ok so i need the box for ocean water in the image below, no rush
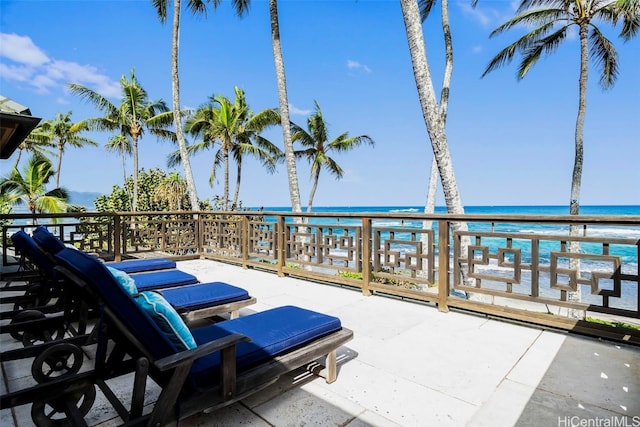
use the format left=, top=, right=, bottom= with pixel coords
left=254, top=205, right=640, bottom=310
left=255, top=205, right=640, bottom=263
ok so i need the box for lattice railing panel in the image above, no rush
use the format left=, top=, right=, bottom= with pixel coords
left=248, top=220, right=276, bottom=260
left=373, top=227, right=435, bottom=285
left=201, top=218, right=242, bottom=258
left=285, top=223, right=361, bottom=272
left=453, top=231, right=639, bottom=317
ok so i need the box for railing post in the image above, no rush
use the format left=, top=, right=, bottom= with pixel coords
left=277, top=215, right=285, bottom=277
left=242, top=216, right=249, bottom=268
left=113, top=213, right=122, bottom=262
left=196, top=212, right=203, bottom=259
left=362, top=217, right=372, bottom=296
left=437, top=219, right=450, bottom=312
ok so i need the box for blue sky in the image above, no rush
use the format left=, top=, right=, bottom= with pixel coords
left=1, top=0, right=638, bottom=208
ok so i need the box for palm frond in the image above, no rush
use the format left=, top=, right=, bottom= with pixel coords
left=517, top=0, right=567, bottom=14
left=152, top=0, right=168, bottom=22
left=490, top=8, right=566, bottom=37
left=67, top=83, right=119, bottom=117
left=613, top=0, right=640, bottom=40
left=589, top=26, right=619, bottom=88
left=518, top=26, right=569, bottom=78
left=186, top=0, right=209, bottom=16
left=417, top=0, right=437, bottom=22
left=231, top=0, right=251, bottom=17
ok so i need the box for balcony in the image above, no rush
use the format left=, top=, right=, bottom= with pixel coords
left=1, top=210, right=639, bottom=425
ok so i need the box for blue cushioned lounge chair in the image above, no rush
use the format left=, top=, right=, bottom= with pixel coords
left=9, top=230, right=256, bottom=323
left=0, top=247, right=353, bottom=426
left=31, top=226, right=199, bottom=291
left=32, top=226, right=177, bottom=273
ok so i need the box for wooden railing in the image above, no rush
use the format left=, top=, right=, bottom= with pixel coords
left=2, top=210, right=639, bottom=343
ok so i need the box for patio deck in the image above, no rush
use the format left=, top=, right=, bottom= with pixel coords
left=2, top=258, right=639, bottom=427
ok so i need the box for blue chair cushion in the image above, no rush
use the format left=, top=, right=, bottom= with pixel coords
left=106, top=266, right=138, bottom=295
left=188, top=305, right=342, bottom=387
left=11, top=230, right=58, bottom=277
left=54, top=248, right=179, bottom=359
left=159, top=282, right=250, bottom=310
left=107, top=258, right=177, bottom=273
left=135, top=291, right=197, bottom=351
left=32, top=226, right=66, bottom=254
left=131, top=270, right=198, bottom=291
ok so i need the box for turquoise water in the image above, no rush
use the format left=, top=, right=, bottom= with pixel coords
left=256, top=204, right=640, bottom=216
left=253, top=205, right=639, bottom=310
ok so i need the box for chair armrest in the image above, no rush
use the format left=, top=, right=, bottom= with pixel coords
left=154, top=333, right=250, bottom=371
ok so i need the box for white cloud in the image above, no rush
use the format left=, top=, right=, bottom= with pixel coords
left=0, top=32, right=119, bottom=98
left=347, top=60, right=372, bottom=73
left=458, top=2, right=494, bottom=28
left=0, top=63, right=34, bottom=83
left=0, top=33, right=49, bottom=66
left=289, top=103, right=312, bottom=116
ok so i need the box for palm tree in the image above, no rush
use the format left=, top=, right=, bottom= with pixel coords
left=292, top=101, right=375, bottom=212
left=105, top=133, right=133, bottom=188
left=482, top=0, right=638, bottom=314
left=68, top=69, right=173, bottom=211
left=418, top=0, right=455, bottom=224
left=12, top=126, right=56, bottom=170
left=152, top=0, right=210, bottom=213
left=270, top=0, right=302, bottom=213
left=399, top=0, right=466, bottom=218
left=154, top=171, right=187, bottom=210
left=0, top=153, right=69, bottom=219
left=37, top=111, right=98, bottom=188
left=483, top=0, right=638, bottom=217
left=178, top=87, right=281, bottom=210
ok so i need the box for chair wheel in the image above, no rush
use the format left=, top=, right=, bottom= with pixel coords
left=32, top=343, right=84, bottom=383
left=22, top=323, right=66, bottom=347
left=13, top=284, right=53, bottom=311
left=31, top=381, right=96, bottom=427
left=9, top=309, right=45, bottom=341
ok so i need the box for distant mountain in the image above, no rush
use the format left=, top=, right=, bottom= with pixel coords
left=68, top=191, right=103, bottom=210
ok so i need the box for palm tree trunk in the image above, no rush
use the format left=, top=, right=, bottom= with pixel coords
left=307, top=168, right=321, bottom=213
left=171, top=0, right=200, bottom=212
left=133, top=137, right=139, bottom=212
left=223, top=147, right=230, bottom=210
left=401, top=0, right=472, bottom=291
left=13, top=149, right=22, bottom=170
left=232, top=161, right=242, bottom=209
left=56, top=146, right=63, bottom=188
left=400, top=0, right=464, bottom=218
left=567, top=22, right=590, bottom=318
left=423, top=0, right=453, bottom=226
left=121, top=150, right=127, bottom=187
left=269, top=0, right=301, bottom=213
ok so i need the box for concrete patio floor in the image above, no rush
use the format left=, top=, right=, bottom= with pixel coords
left=2, top=258, right=639, bottom=427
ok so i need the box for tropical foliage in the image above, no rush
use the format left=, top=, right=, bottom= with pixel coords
left=292, top=101, right=374, bottom=212
left=11, top=125, right=55, bottom=170
left=174, top=87, right=281, bottom=210
left=0, top=154, right=70, bottom=217
left=37, top=111, right=98, bottom=188
left=94, top=168, right=197, bottom=213
left=68, top=69, right=175, bottom=212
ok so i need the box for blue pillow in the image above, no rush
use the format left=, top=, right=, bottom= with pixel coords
left=135, top=291, right=196, bottom=351
left=106, top=266, right=138, bottom=295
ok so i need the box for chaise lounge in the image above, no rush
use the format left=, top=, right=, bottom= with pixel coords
left=0, top=246, right=354, bottom=426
